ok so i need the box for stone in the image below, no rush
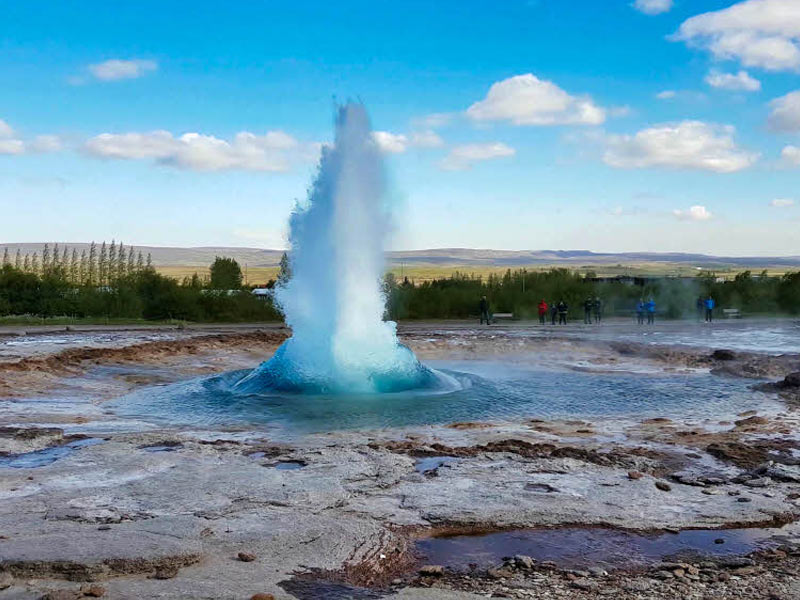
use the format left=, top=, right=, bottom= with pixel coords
left=0, top=572, right=12, bottom=590
left=39, top=592, right=80, bottom=600
left=419, top=565, right=445, bottom=577
left=237, top=551, right=257, bottom=562
left=744, top=477, right=770, bottom=488
left=719, top=557, right=755, bottom=568
left=737, top=496, right=752, bottom=503
left=655, top=481, right=671, bottom=492
left=487, top=567, right=513, bottom=579
left=514, top=555, right=535, bottom=569
left=250, top=595, right=275, bottom=600
left=588, top=566, right=608, bottom=577
left=79, top=585, right=105, bottom=597
left=152, top=565, right=179, bottom=580
left=627, top=471, right=643, bottom=480
left=715, top=538, right=725, bottom=544
left=673, top=568, right=685, bottom=577
left=571, top=578, right=597, bottom=591
left=733, top=566, right=757, bottom=576
left=712, top=349, right=737, bottom=361
left=623, top=580, right=652, bottom=592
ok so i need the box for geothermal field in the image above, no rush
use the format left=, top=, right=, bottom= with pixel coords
left=0, top=104, right=799, bottom=600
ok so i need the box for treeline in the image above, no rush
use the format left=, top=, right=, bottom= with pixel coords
left=384, top=269, right=800, bottom=320
left=0, top=246, right=281, bottom=322
left=2, top=242, right=150, bottom=286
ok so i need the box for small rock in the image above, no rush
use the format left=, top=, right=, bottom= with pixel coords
left=571, top=578, right=597, bottom=591
left=627, top=471, right=644, bottom=480
left=702, top=489, right=720, bottom=495
left=391, top=579, right=402, bottom=585
left=487, top=567, right=513, bottom=579
left=97, top=525, right=111, bottom=531
left=419, top=565, right=445, bottom=577
left=715, top=538, right=725, bottom=544
left=588, top=566, right=608, bottom=577
left=514, top=555, right=535, bottom=569
left=737, top=496, right=753, bottom=503
left=719, top=557, right=755, bottom=568
left=673, top=568, right=686, bottom=578
left=733, top=566, right=757, bottom=576
left=744, top=477, right=770, bottom=488
left=0, top=573, right=12, bottom=590
left=238, top=551, right=257, bottom=562
left=653, top=570, right=674, bottom=579
left=79, top=585, right=105, bottom=597
left=655, top=481, right=672, bottom=492
left=712, top=349, right=737, bottom=361
left=623, top=580, right=652, bottom=592
left=250, top=595, right=275, bottom=600
left=39, top=592, right=80, bottom=600
left=152, top=565, right=179, bottom=580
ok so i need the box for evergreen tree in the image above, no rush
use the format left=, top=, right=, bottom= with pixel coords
left=23, top=254, right=30, bottom=272
left=99, top=242, right=108, bottom=285
left=52, top=243, right=61, bottom=275
left=14, top=249, right=21, bottom=270
left=61, top=245, right=69, bottom=273
left=31, top=252, right=39, bottom=275
left=278, top=252, right=291, bottom=284
left=70, top=249, right=79, bottom=284
left=88, top=242, right=97, bottom=285
left=79, top=250, right=88, bottom=285
left=42, top=243, right=51, bottom=275
left=146, top=253, right=153, bottom=270
left=127, top=246, right=136, bottom=275
left=137, top=251, right=144, bottom=272
left=108, top=240, right=117, bottom=281
left=117, top=243, right=127, bottom=280
left=1, top=248, right=8, bottom=267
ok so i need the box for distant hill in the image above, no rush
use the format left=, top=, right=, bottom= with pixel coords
left=2, top=243, right=800, bottom=270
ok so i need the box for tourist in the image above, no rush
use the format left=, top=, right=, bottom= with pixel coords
left=705, top=296, right=715, bottom=322
left=593, top=297, right=602, bottom=322
left=583, top=297, right=593, bottom=324
left=647, top=297, right=656, bottom=324
left=550, top=301, right=558, bottom=325
left=538, top=299, right=548, bottom=325
left=636, top=299, right=645, bottom=325
left=557, top=300, right=569, bottom=325
left=479, top=295, right=491, bottom=325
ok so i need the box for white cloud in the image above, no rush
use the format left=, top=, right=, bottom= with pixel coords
left=633, top=0, right=673, bottom=16
left=84, top=129, right=308, bottom=172
left=656, top=90, right=677, bottom=100
left=705, top=69, right=761, bottom=91
left=88, top=59, right=158, bottom=81
left=372, top=130, right=444, bottom=154
left=410, top=130, right=445, bottom=148
left=466, top=74, right=606, bottom=126
left=672, top=0, right=800, bottom=72
left=603, top=121, right=757, bottom=173
left=781, top=145, right=800, bottom=165
left=439, top=142, right=515, bottom=171
left=0, top=120, right=61, bottom=155
left=413, top=113, right=455, bottom=129
left=770, top=198, right=795, bottom=207
left=673, top=205, right=713, bottom=221
left=768, top=91, right=800, bottom=131
left=372, top=131, right=409, bottom=154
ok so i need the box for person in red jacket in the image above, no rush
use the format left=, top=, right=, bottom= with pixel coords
left=538, top=299, right=548, bottom=324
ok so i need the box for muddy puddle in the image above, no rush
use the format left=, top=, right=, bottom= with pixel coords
left=416, top=526, right=787, bottom=571
left=0, top=437, right=104, bottom=468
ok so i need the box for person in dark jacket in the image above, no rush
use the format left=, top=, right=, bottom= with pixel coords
left=593, top=297, right=602, bottom=322
left=583, top=297, right=593, bottom=324
left=550, top=301, right=558, bottom=325
left=538, top=299, right=548, bottom=325
left=557, top=300, right=568, bottom=325
left=636, top=299, right=645, bottom=325
left=479, top=296, right=491, bottom=325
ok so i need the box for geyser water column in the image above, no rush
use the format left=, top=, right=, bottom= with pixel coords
left=235, top=103, right=440, bottom=394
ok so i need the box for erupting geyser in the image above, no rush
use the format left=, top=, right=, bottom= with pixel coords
left=235, top=104, right=445, bottom=394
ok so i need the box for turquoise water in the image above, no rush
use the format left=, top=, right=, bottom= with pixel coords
left=108, top=361, right=774, bottom=437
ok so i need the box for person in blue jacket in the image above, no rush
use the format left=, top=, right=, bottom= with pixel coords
left=646, top=298, right=656, bottom=324
left=704, top=296, right=715, bottom=322
left=636, top=299, right=645, bottom=325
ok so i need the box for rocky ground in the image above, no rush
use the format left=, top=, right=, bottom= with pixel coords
left=0, top=321, right=799, bottom=599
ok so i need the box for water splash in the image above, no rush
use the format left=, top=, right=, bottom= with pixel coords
left=236, top=104, right=443, bottom=394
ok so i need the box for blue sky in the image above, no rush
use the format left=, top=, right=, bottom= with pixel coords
left=1, top=0, right=800, bottom=255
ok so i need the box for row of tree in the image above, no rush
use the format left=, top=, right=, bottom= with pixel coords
left=383, top=269, right=800, bottom=320
left=1, top=242, right=152, bottom=287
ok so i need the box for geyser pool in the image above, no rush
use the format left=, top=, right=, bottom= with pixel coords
left=235, top=103, right=435, bottom=394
